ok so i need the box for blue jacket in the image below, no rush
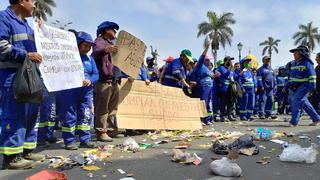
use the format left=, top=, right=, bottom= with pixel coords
left=162, top=58, right=186, bottom=88
left=287, top=57, right=316, bottom=92
left=0, top=7, right=37, bottom=87
left=218, top=65, right=234, bottom=92
left=239, top=69, right=255, bottom=92
left=257, top=65, right=276, bottom=89
left=81, top=55, right=99, bottom=84
left=234, top=68, right=241, bottom=82
left=138, top=65, right=148, bottom=81
left=276, top=75, right=288, bottom=93
left=189, top=55, right=213, bottom=87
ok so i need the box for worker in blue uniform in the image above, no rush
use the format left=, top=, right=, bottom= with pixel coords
left=285, top=45, right=320, bottom=126
left=218, top=56, right=236, bottom=122
left=189, top=45, right=220, bottom=125
left=257, top=56, right=277, bottom=119
left=146, top=57, right=158, bottom=82
left=234, top=62, right=241, bottom=116
left=252, top=68, right=259, bottom=115
left=162, top=49, right=193, bottom=89
left=37, top=90, right=57, bottom=147
left=276, top=67, right=288, bottom=115
left=0, top=0, right=44, bottom=169
left=56, top=31, right=99, bottom=150
left=238, top=58, right=255, bottom=121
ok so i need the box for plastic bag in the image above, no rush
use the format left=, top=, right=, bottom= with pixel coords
left=210, top=157, right=242, bottom=177
left=123, top=138, right=140, bottom=152
left=279, top=143, right=318, bottom=163
left=255, top=128, right=274, bottom=141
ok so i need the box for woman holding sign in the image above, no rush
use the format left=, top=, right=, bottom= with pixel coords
left=56, top=31, right=98, bottom=150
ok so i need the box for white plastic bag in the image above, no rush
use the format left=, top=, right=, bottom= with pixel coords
left=210, top=157, right=242, bottom=177
left=279, top=143, right=318, bottom=163
left=123, top=138, right=140, bottom=152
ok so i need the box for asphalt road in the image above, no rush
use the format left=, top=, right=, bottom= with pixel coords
left=1, top=115, right=320, bottom=180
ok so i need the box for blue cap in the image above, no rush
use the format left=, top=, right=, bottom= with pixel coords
left=76, top=31, right=95, bottom=45
left=96, top=21, right=119, bottom=37
left=289, top=45, right=313, bottom=64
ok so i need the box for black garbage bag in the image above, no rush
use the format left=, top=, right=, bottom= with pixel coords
left=212, top=141, right=229, bottom=155
left=13, top=57, right=44, bottom=103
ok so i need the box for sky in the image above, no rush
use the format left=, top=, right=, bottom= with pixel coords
left=2, top=0, right=320, bottom=68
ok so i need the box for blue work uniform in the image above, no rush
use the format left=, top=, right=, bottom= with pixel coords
left=138, top=65, right=149, bottom=81
left=147, top=66, right=158, bottom=82
left=211, top=69, right=219, bottom=120
left=238, top=65, right=255, bottom=120
left=0, top=7, right=40, bottom=156
left=257, top=65, right=276, bottom=117
left=253, top=74, right=259, bottom=115
left=234, top=68, right=242, bottom=115
left=162, top=58, right=186, bottom=88
left=218, top=65, right=234, bottom=118
left=189, top=55, right=213, bottom=124
left=276, top=74, right=288, bottom=114
left=286, top=57, right=320, bottom=125
left=37, top=90, right=56, bottom=143
left=57, top=55, right=99, bottom=145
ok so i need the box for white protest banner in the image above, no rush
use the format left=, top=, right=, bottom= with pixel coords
left=34, top=23, right=84, bottom=92
left=113, top=30, right=147, bottom=78
left=117, top=80, right=206, bottom=130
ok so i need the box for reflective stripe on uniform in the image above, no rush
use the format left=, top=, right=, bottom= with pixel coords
left=76, top=124, right=90, bottom=131
left=309, top=75, right=316, bottom=83
left=291, top=66, right=307, bottom=70
left=164, top=75, right=179, bottom=81
left=38, top=121, right=56, bottom=128
left=243, top=83, right=254, bottom=87
left=62, top=126, right=76, bottom=132
left=172, top=70, right=180, bottom=75
left=0, top=146, right=23, bottom=155
left=23, top=142, right=37, bottom=149
left=0, top=61, right=22, bottom=68
left=10, top=33, right=35, bottom=42
left=239, top=110, right=247, bottom=113
left=290, top=77, right=308, bottom=82
left=277, top=84, right=285, bottom=86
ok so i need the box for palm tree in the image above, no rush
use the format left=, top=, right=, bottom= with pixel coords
left=292, top=22, right=320, bottom=53
left=33, top=0, right=56, bottom=21
left=197, top=11, right=236, bottom=67
left=259, top=37, right=281, bottom=59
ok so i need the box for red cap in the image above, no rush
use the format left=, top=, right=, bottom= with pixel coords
left=164, top=56, right=174, bottom=62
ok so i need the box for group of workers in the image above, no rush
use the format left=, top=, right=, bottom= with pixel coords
left=0, top=0, right=320, bottom=170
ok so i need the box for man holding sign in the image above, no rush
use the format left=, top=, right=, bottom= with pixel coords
left=0, top=0, right=44, bottom=169
left=92, top=21, right=121, bottom=142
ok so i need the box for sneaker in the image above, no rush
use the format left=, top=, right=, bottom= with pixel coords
left=2, top=156, right=34, bottom=170
left=23, top=153, right=45, bottom=161
left=80, top=141, right=97, bottom=148
left=228, top=116, right=237, bottom=121
left=37, top=140, right=50, bottom=148
left=98, top=133, right=113, bottom=142
left=65, top=142, right=79, bottom=150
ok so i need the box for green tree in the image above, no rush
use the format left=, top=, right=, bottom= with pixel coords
left=259, top=37, right=281, bottom=59
left=292, top=21, right=320, bottom=53
left=197, top=11, right=236, bottom=66
left=33, top=0, right=56, bottom=21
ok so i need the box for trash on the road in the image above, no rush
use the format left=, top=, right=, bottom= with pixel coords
left=224, top=131, right=243, bottom=139
left=69, top=154, right=86, bottom=165
left=210, top=157, right=242, bottom=177
left=139, top=143, right=154, bottom=150
left=227, top=150, right=239, bottom=160
left=279, top=143, right=318, bottom=163
left=213, top=134, right=259, bottom=156
left=256, top=159, right=270, bottom=165
left=171, top=149, right=202, bottom=165
left=87, top=172, right=94, bottom=178
left=26, top=170, right=68, bottom=180
left=123, top=138, right=140, bottom=152
left=119, top=178, right=136, bottom=180
left=255, top=127, right=274, bottom=141
left=299, top=134, right=311, bottom=141
left=82, top=165, right=101, bottom=171
left=270, top=139, right=287, bottom=145
left=258, top=145, right=266, bottom=149
left=118, top=169, right=126, bottom=174
left=126, top=173, right=134, bottom=177
left=174, top=141, right=191, bottom=149
left=154, top=140, right=169, bottom=144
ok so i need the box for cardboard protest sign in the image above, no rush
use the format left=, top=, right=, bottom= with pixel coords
left=113, top=31, right=147, bottom=78
left=34, top=23, right=84, bottom=92
left=117, top=80, right=206, bottom=130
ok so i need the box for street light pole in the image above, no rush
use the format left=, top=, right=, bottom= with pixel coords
left=237, top=42, right=243, bottom=62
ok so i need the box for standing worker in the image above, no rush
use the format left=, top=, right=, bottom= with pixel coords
left=257, top=56, right=277, bottom=119
left=276, top=67, right=289, bottom=115
left=285, top=45, right=320, bottom=126
left=0, top=0, right=44, bottom=169
left=238, top=58, right=255, bottom=121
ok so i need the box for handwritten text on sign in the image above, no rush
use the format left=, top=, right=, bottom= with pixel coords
left=34, top=23, right=84, bottom=92
left=113, top=31, right=147, bottom=78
